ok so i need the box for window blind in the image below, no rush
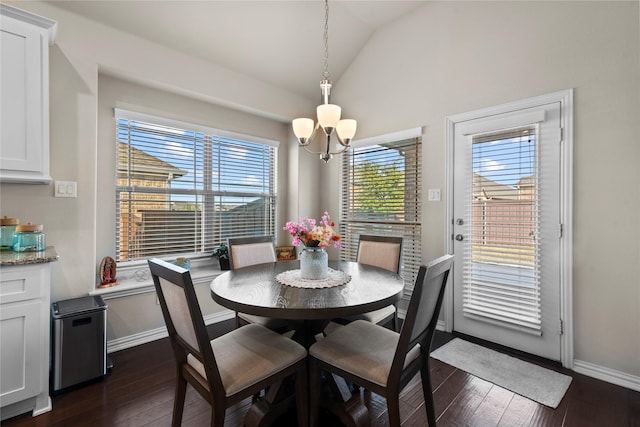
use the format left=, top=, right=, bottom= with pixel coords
left=339, top=136, right=422, bottom=293
left=115, top=111, right=276, bottom=262
left=463, top=125, right=542, bottom=332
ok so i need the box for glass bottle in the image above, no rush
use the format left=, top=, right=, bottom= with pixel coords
left=1, top=216, right=19, bottom=251
left=12, top=223, right=46, bottom=252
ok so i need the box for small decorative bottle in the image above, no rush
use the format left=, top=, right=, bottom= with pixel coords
left=0, top=216, right=19, bottom=251
left=12, top=223, right=46, bottom=252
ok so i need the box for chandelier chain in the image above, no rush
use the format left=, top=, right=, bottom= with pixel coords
left=323, top=0, right=330, bottom=80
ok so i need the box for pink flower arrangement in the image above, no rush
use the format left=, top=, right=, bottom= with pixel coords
left=284, top=212, right=342, bottom=248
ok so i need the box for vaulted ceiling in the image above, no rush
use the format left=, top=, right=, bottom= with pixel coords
left=45, top=1, right=425, bottom=102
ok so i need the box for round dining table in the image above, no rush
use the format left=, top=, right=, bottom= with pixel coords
left=210, top=259, right=404, bottom=345
left=210, top=259, right=405, bottom=427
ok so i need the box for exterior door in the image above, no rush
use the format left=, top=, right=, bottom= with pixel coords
left=450, top=100, right=564, bottom=361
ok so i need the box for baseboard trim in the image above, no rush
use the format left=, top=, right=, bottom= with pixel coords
left=573, top=359, right=640, bottom=393
left=106, top=310, right=235, bottom=353
left=106, top=311, right=640, bottom=394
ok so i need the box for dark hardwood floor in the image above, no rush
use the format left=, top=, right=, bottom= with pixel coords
left=3, top=319, right=639, bottom=427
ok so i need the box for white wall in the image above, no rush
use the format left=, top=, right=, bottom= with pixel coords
left=325, top=1, right=640, bottom=378
left=0, top=1, right=310, bottom=340
left=2, top=1, right=638, bottom=382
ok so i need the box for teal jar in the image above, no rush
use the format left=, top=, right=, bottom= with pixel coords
left=12, top=223, right=46, bottom=252
left=1, top=216, right=19, bottom=251
left=173, top=257, right=190, bottom=270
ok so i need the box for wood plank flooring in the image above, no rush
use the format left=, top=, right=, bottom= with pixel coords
left=3, top=320, right=639, bottom=426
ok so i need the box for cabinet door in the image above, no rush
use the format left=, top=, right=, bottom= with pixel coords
left=0, top=301, right=41, bottom=406
left=0, top=14, right=50, bottom=183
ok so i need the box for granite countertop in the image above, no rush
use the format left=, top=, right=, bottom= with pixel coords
left=0, top=246, right=58, bottom=266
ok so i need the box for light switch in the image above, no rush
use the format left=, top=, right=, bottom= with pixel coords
left=428, top=188, right=441, bottom=201
left=54, top=180, right=77, bottom=198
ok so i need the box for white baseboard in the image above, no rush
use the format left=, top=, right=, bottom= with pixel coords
left=573, top=359, right=640, bottom=393
left=106, top=310, right=235, bottom=354
left=106, top=311, right=640, bottom=394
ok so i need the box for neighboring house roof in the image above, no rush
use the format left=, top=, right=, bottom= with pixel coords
left=472, top=173, right=520, bottom=200
left=516, top=176, right=535, bottom=189
left=117, top=141, right=187, bottom=180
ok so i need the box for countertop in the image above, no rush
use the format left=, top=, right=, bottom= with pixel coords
left=0, top=246, right=58, bottom=266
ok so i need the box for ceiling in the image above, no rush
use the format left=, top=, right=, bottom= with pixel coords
left=45, top=1, right=426, bottom=101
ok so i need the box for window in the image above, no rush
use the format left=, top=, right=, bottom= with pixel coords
left=464, top=126, right=542, bottom=330
left=115, top=109, right=277, bottom=263
left=339, top=129, right=422, bottom=293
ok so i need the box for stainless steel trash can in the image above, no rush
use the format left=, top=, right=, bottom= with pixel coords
left=51, top=295, right=107, bottom=393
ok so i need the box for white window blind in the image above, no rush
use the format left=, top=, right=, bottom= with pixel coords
left=463, top=125, right=542, bottom=332
left=340, top=135, right=422, bottom=292
left=115, top=110, right=277, bottom=262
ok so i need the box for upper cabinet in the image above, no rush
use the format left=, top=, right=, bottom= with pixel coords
left=0, top=4, right=57, bottom=184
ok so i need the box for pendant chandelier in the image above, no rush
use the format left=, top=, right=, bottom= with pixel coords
left=292, top=0, right=357, bottom=163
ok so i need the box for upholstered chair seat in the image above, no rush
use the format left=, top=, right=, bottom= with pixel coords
left=186, top=323, right=305, bottom=396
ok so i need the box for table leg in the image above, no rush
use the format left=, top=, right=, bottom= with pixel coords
left=245, top=381, right=295, bottom=427
left=315, top=372, right=369, bottom=427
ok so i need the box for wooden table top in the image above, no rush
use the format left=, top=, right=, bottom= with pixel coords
left=210, top=260, right=404, bottom=320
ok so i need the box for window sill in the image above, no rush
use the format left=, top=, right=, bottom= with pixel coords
left=90, top=260, right=225, bottom=300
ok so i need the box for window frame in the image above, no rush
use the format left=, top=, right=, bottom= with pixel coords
left=113, top=108, right=278, bottom=267
left=339, top=127, right=423, bottom=303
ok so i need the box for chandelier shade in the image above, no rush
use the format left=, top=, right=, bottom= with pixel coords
left=317, top=104, right=341, bottom=133
left=292, top=118, right=315, bottom=143
left=292, top=0, right=357, bottom=163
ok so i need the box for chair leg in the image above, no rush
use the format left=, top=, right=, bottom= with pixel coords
left=309, top=358, right=320, bottom=427
left=172, top=374, right=187, bottom=427
left=392, top=310, right=399, bottom=332
left=387, top=392, right=402, bottom=427
left=420, top=361, right=437, bottom=427
left=210, top=401, right=226, bottom=427
left=295, top=361, right=309, bottom=427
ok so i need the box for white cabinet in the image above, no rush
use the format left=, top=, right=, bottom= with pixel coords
left=0, top=263, right=52, bottom=420
left=0, top=4, right=56, bottom=184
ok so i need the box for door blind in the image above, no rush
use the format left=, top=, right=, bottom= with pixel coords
left=463, top=125, right=542, bottom=332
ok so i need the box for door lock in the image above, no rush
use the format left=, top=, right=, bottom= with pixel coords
left=455, top=234, right=464, bottom=241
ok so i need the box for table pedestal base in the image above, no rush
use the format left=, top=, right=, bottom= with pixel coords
left=320, top=373, right=370, bottom=427
left=243, top=320, right=370, bottom=427
left=244, top=375, right=369, bottom=427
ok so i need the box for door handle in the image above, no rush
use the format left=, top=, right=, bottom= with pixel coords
left=455, top=234, right=464, bottom=241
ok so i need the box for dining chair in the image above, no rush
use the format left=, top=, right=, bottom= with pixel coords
left=334, top=235, right=403, bottom=331
left=147, top=258, right=308, bottom=427
left=308, top=254, right=454, bottom=427
left=227, top=236, right=291, bottom=332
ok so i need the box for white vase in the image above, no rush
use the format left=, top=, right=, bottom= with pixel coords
left=299, top=246, right=328, bottom=280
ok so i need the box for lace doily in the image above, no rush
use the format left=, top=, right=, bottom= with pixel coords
left=276, top=268, right=351, bottom=289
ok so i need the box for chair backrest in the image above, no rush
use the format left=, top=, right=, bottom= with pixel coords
left=391, top=254, right=454, bottom=375
left=228, top=236, right=277, bottom=270
left=147, top=258, right=223, bottom=389
left=356, top=235, right=403, bottom=274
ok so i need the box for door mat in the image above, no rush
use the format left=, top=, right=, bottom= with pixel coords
left=430, top=338, right=572, bottom=408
